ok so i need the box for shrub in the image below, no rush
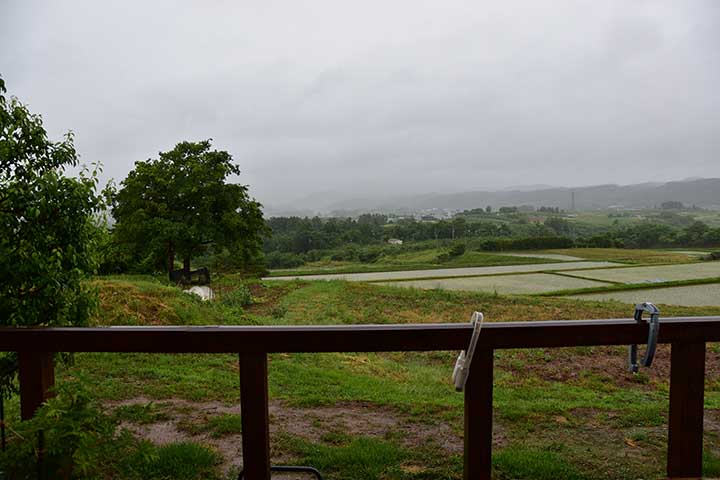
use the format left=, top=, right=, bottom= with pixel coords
left=480, top=236, right=574, bottom=251
left=266, top=251, right=305, bottom=269
left=217, top=285, right=253, bottom=318
left=329, top=246, right=358, bottom=262
left=0, top=379, right=222, bottom=479
left=358, top=248, right=382, bottom=263
left=449, top=243, right=466, bottom=257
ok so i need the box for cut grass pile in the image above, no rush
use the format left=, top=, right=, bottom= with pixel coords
left=4, top=276, right=718, bottom=479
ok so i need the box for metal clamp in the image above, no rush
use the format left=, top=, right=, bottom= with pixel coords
left=453, top=312, right=484, bottom=391
left=239, top=465, right=323, bottom=479
left=628, top=302, right=660, bottom=373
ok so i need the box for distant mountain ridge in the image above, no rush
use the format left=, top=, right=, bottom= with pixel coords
left=266, top=178, right=720, bottom=216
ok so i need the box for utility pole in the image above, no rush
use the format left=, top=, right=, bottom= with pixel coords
left=571, top=191, right=576, bottom=211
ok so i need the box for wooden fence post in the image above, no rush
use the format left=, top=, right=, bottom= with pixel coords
left=239, top=352, right=271, bottom=480
left=18, top=351, right=55, bottom=420
left=667, top=342, right=705, bottom=478
left=464, top=348, right=494, bottom=480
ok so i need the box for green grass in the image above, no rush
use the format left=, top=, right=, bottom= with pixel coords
left=705, top=451, right=720, bottom=477
left=492, top=446, right=585, bottom=480
left=128, top=442, right=222, bottom=480
left=114, top=402, right=171, bottom=424
left=279, top=435, right=407, bottom=480
left=201, top=413, right=243, bottom=438
left=22, top=273, right=719, bottom=479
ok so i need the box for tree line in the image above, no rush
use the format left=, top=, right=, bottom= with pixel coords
left=263, top=214, right=720, bottom=268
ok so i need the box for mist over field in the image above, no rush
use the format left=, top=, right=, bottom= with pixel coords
left=267, top=177, right=720, bottom=216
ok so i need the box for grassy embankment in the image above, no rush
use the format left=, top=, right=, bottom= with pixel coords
left=4, top=275, right=718, bottom=479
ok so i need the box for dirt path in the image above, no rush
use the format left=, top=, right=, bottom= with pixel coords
left=108, top=397, right=467, bottom=476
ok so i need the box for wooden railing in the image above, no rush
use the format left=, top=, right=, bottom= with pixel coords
left=1, top=316, right=719, bottom=479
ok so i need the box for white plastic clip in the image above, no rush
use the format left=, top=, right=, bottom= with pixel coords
left=453, top=312, right=484, bottom=392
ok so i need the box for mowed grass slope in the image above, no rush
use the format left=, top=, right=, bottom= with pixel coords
left=34, top=277, right=720, bottom=479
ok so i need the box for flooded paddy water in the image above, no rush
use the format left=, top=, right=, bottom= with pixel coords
left=572, top=283, right=720, bottom=307
left=267, top=261, right=619, bottom=282
left=378, top=273, right=611, bottom=295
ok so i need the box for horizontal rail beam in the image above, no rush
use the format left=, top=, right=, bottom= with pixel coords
left=0, top=317, right=718, bottom=353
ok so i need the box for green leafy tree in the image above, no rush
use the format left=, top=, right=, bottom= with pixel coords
left=112, top=140, right=267, bottom=278
left=0, top=77, right=103, bottom=396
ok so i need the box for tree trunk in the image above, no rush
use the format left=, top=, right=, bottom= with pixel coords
left=167, top=242, right=175, bottom=281
left=183, top=256, right=191, bottom=274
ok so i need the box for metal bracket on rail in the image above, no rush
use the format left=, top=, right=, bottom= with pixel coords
left=239, top=465, right=323, bottom=479
left=628, top=302, right=660, bottom=373
left=453, top=311, right=484, bottom=391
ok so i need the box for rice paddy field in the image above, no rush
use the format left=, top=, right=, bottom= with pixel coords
left=270, top=248, right=720, bottom=306
left=268, top=261, right=618, bottom=282
left=572, top=283, right=720, bottom=307
left=378, top=273, right=611, bottom=295
left=563, top=262, right=720, bottom=284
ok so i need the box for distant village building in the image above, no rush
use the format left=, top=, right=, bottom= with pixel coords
left=387, top=238, right=403, bottom=245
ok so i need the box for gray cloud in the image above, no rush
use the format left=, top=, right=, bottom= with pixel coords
left=2, top=0, right=719, bottom=210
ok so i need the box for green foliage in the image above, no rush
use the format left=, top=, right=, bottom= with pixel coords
left=266, top=251, right=305, bottom=269
left=357, top=247, right=383, bottom=263
left=264, top=211, right=720, bottom=268
left=448, top=242, right=466, bottom=257
left=480, top=236, right=575, bottom=251
left=438, top=242, right=466, bottom=262
left=216, top=284, right=253, bottom=317
left=0, top=77, right=103, bottom=395
left=0, top=379, right=221, bottom=479
left=0, top=379, right=136, bottom=478
left=544, top=216, right=572, bottom=235
left=111, top=140, right=267, bottom=275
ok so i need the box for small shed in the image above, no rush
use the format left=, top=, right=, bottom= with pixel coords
left=387, top=238, right=403, bottom=245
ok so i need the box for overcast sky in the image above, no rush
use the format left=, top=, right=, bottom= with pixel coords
left=2, top=0, right=719, bottom=208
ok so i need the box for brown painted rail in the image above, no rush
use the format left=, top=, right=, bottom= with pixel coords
left=2, top=316, right=719, bottom=479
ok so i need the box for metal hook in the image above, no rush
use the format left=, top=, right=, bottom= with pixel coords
left=628, top=302, right=660, bottom=373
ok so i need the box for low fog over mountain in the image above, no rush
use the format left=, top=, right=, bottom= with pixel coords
left=3, top=1, right=719, bottom=207
left=266, top=178, right=720, bottom=216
